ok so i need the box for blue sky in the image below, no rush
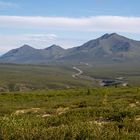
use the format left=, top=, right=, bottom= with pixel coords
left=0, top=0, right=140, bottom=54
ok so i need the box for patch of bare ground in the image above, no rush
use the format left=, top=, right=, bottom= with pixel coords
left=56, top=107, right=69, bottom=115
left=129, top=103, right=137, bottom=108
left=42, top=114, right=52, bottom=118
left=13, top=108, right=45, bottom=115
left=129, top=101, right=140, bottom=108
left=135, top=115, right=140, bottom=121
left=12, top=106, right=70, bottom=118
left=41, top=107, right=69, bottom=118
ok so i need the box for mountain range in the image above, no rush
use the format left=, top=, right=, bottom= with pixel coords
left=0, top=33, right=140, bottom=64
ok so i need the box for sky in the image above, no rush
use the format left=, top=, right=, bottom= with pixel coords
left=0, top=0, right=140, bottom=54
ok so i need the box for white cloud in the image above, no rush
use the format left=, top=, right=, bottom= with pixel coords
left=0, top=15, right=140, bottom=33
left=24, top=34, right=58, bottom=41
left=0, top=34, right=58, bottom=50
left=0, top=15, right=140, bottom=54
left=0, top=34, right=85, bottom=54
left=0, top=1, right=18, bottom=8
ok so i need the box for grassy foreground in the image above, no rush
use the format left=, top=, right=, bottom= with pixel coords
left=0, top=87, right=140, bottom=139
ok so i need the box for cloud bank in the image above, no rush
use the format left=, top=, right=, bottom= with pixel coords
left=0, top=34, right=85, bottom=54
left=0, top=15, right=140, bottom=33
left=0, top=15, right=140, bottom=54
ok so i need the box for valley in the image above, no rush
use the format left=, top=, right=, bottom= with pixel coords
left=0, top=62, right=140, bottom=92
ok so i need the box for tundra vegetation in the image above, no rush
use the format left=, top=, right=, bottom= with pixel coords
left=0, top=87, right=140, bottom=139
left=0, top=64, right=140, bottom=139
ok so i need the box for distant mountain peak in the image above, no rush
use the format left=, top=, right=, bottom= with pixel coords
left=110, top=33, right=118, bottom=36
left=20, top=44, right=34, bottom=50
left=22, top=44, right=31, bottom=47
left=100, top=33, right=119, bottom=39
left=45, top=44, right=64, bottom=50
left=100, top=33, right=110, bottom=39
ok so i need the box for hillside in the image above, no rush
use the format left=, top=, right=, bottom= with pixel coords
left=0, top=33, right=140, bottom=64
left=0, top=44, right=65, bottom=64
left=61, top=33, right=140, bottom=62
